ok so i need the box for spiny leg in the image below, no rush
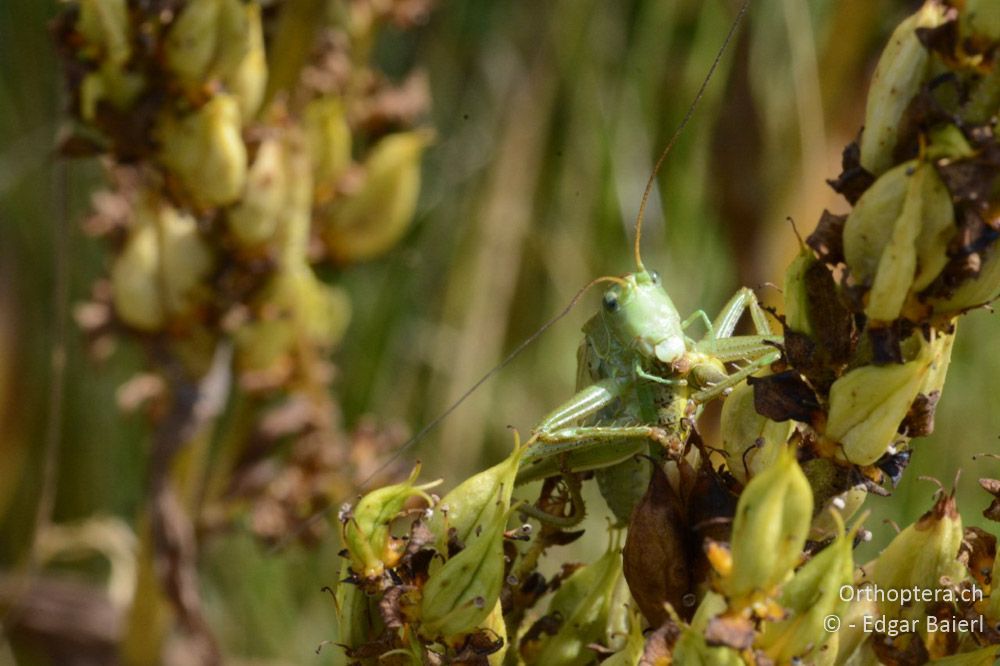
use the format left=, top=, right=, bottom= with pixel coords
left=691, top=348, right=780, bottom=402
left=708, top=286, right=774, bottom=342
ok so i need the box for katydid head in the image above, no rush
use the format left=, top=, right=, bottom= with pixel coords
left=599, top=269, right=686, bottom=363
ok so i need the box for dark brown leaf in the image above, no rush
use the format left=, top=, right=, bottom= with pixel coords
left=748, top=370, right=822, bottom=424
left=807, top=210, right=847, bottom=264
left=898, top=391, right=940, bottom=437
left=623, top=461, right=691, bottom=627
left=826, top=140, right=875, bottom=206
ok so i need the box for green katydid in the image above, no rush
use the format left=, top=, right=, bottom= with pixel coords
left=513, top=0, right=781, bottom=524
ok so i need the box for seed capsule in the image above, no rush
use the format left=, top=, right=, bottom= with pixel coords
left=721, top=446, right=813, bottom=600
left=333, top=561, right=382, bottom=650
left=111, top=194, right=213, bottom=331
left=962, top=0, right=1000, bottom=41
left=322, top=129, right=433, bottom=263
left=759, top=519, right=855, bottom=663
left=157, top=94, right=248, bottom=207
left=859, top=2, right=947, bottom=175
left=428, top=431, right=525, bottom=546
left=720, top=379, right=793, bottom=485
left=418, top=504, right=511, bottom=641
left=164, top=0, right=222, bottom=91
left=783, top=243, right=817, bottom=337
left=305, top=98, right=352, bottom=203
left=341, top=464, right=441, bottom=580
left=531, top=540, right=625, bottom=666
left=227, top=137, right=287, bottom=246
left=222, top=1, right=267, bottom=121
left=843, top=160, right=955, bottom=323
left=825, top=337, right=934, bottom=465
left=76, top=0, right=130, bottom=66
left=869, top=493, right=964, bottom=617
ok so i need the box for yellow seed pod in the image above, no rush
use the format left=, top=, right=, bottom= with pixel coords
left=869, top=494, right=964, bottom=617
left=164, top=0, right=222, bottom=90
left=418, top=504, right=511, bottom=641
left=917, top=327, right=955, bottom=398
left=77, top=0, right=130, bottom=66
left=428, top=432, right=525, bottom=546
left=759, top=519, right=855, bottom=663
left=157, top=94, right=248, bottom=207
left=227, top=137, right=287, bottom=246
left=722, top=446, right=813, bottom=600
left=825, top=340, right=933, bottom=466
left=783, top=243, right=817, bottom=336
left=221, top=1, right=267, bottom=122
left=341, top=464, right=441, bottom=580
left=859, top=2, right=947, bottom=175
left=111, top=196, right=213, bottom=331
left=843, top=161, right=954, bottom=323
left=532, top=540, right=624, bottom=666
left=721, top=379, right=793, bottom=485
left=323, top=129, right=434, bottom=263
left=305, top=98, right=353, bottom=203
left=833, top=597, right=878, bottom=666
left=266, top=266, right=352, bottom=347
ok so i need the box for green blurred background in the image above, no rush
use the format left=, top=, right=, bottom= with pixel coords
left=1, top=0, right=998, bottom=662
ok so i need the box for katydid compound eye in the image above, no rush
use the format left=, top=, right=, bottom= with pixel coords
left=603, top=292, right=619, bottom=313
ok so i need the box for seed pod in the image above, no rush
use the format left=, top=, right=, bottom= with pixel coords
left=222, top=1, right=267, bottom=122
left=833, top=597, right=878, bottom=666
left=825, top=338, right=934, bottom=465
left=157, top=94, right=248, bottom=207
left=111, top=195, right=213, bottom=331
left=759, top=520, right=855, bottom=663
left=334, top=561, right=382, bottom=650
left=305, top=98, right=352, bottom=203
left=164, top=0, right=222, bottom=90
left=428, top=431, right=525, bottom=546
left=418, top=504, right=511, bottom=641
left=623, top=461, right=689, bottom=627
left=323, top=129, right=433, bottom=263
left=720, top=379, right=793, bottom=485
left=721, top=446, right=813, bottom=600
left=783, top=243, right=817, bottom=336
left=341, top=464, right=441, bottom=580
left=869, top=493, right=964, bottom=616
left=531, top=541, right=625, bottom=666
left=843, top=160, right=954, bottom=323
left=962, top=0, right=1000, bottom=41
left=227, top=137, right=287, bottom=246
left=76, top=0, right=130, bottom=66
left=859, top=2, right=947, bottom=175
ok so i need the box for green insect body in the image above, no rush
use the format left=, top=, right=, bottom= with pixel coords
left=515, top=267, right=782, bottom=524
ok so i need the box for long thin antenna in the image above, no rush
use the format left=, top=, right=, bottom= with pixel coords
left=270, top=275, right=626, bottom=552
left=633, top=0, right=752, bottom=273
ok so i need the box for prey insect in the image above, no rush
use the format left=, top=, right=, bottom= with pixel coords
left=514, top=1, right=781, bottom=524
